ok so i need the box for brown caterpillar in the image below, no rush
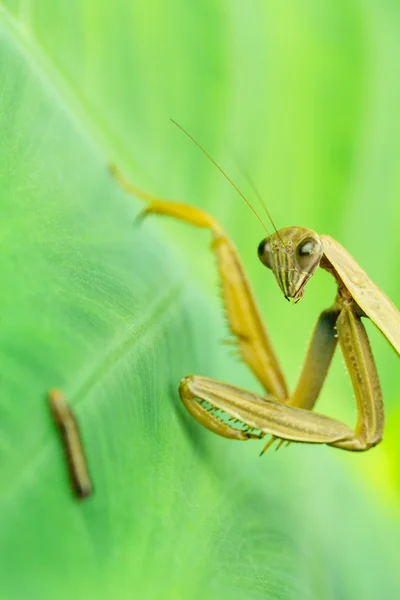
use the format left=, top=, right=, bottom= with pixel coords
left=48, top=388, right=92, bottom=499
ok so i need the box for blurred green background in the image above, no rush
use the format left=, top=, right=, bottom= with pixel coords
left=0, top=1, right=400, bottom=599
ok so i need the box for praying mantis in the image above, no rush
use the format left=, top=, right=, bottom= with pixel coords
left=111, top=123, right=400, bottom=454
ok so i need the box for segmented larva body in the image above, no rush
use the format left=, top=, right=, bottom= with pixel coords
left=48, top=388, right=92, bottom=500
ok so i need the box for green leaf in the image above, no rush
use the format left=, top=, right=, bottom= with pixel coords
left=1, top=2, right=400, bottom=599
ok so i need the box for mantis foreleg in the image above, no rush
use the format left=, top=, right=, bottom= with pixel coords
left=179, top=376, right=354, bottom=445
left=181, top=302, right=384, bottom=451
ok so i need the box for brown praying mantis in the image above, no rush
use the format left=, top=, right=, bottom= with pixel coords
left=111, top=123, right=400, bottom=454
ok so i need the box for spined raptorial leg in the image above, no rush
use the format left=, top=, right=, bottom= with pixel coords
left=179, top=376, right=354, bottom=444
left=180, top=304, right=384, bottom=451
left=110, top=164, right=287, bottom=400
left=177, top=305, right=351, bottom=447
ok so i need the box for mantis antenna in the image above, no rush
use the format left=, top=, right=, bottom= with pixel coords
left=233, top=160, right=287, bottom=249
left=170, top=119, right=270, bottom=235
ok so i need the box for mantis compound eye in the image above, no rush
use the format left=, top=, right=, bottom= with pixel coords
left=257, top=238, right=273, bottom=270
left=296, top=236, right=323, bottom=278
left=257, top=239, right=266, bottom=257
left=298, top=240, right=317, bottom=256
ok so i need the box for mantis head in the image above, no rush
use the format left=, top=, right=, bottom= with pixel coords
left=257, top=227, right=324, bottom=302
